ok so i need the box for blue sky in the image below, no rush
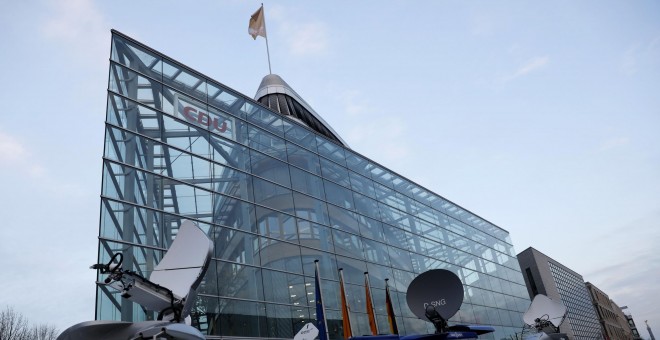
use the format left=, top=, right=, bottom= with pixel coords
left=0, top=0, right=658, bottom=337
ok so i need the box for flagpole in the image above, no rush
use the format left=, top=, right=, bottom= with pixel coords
left=261, top=3, right=273, bottom=74
left=315, top=260, right=330, bottom=340
left=364, top=272, right=379, bottom=335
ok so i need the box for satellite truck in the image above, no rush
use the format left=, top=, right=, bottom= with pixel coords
left=352, top=269, right=495, bottom=340
left=57, top=220, right=213, bottom=340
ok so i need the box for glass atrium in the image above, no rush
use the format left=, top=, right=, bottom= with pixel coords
left=98, top=30, right=530, bottom=340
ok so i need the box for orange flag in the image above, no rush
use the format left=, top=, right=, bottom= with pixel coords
left=365, top=273, right=378, bottom=335
left=339, top=269, right=353, bottom=339
left=385, top=279, right=398, bottom=334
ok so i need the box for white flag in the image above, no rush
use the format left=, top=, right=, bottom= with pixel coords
left=248, top=6, right=266, bottom=40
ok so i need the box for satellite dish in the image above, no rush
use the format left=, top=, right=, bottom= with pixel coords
left=406, top=269, right=464, bottom=322
left=523, top=294, right=567, bottom=329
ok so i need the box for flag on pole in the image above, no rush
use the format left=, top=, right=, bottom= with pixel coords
left=385, top=279, right=398, bottom=334
left=339, top=269, right=353, bottom=339
left=315, top=260, right=329, bottom=340
left=248, top=5, right=267, bottom=39
left=365, top=272, right=378, bottom=335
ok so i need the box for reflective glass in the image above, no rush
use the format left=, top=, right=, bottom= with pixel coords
left=316, top=135, right=346, bottom=166
left=252, top=177, right=294, bottom=213
left=284, top=122, right=317, bottom=152
left=207, top=81, right=243, bottom=118
left=345, top=151, right=373, bottom=177
left=109, top=63, right=162, bottom=110
left=213, top=193, right=256, bottom=232
left=246, top=107, right=285, bottom=136
left=348, top=172, right=376, bottom=199
left=292, top=193, right=329, bottom=225
left=357, top=215, right=384, bottom=242
left=111, top=35, right=162, bottom=80
left=212, top=163, right=253, bottom=201
left=324, top=180, right=355, bottom=210
left=210, top=134, right=251, bottom=172
left=327, top=205, right=359, bottom=235
left=248, top=125, right=287, bottom=161
left=336, top=255, right=367, bottom=285
left=259, top=237, right=303, bottom=274
left=387, top=246, right=413, bottom=271
left=256, top=206, right=298, bottom=242
left=100, top=198, right=162, bottom=247
left=214, top=226, right=261, bottom=266
left=106, top=94, right=161, bottom=139
left=250, top=150, right=291, bottom=187
left=299, top=246, right=337, bottom=280
left=353, top=192, right=381, bottom=220
left=286, top=142, right=321, bottom=175
left=331, top=229, right=364, bottom=260
left=162, top=58, right=207, bottom=102
left=215, top=299, right=267, bottom=337
left=289, top=167, right=325, bottom=200
left=297, top=219, right=335, bottom=253
left=362, top=238, right=391, bottom=266
left=207, top=106, right=248, bottom=144
left=319, top=158, right=350, bottom=187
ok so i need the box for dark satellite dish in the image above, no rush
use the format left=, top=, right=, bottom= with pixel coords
left=406, top=269, right=464, bottom=333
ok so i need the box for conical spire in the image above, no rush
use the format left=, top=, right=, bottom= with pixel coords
left=255, top=74, right=347, bottom=147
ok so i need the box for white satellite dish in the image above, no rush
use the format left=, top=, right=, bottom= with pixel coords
left=523, top=294, right=567, bottom=329
left=294, top=322, right=319, bottom=340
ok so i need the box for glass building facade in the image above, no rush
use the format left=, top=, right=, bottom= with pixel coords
left=97, top=30, right=530, bottom=340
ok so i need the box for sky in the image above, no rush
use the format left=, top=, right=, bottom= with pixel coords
left=0, top=0, right=658, bottom=337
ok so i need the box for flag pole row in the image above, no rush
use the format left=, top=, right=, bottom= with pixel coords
left=315, top=262, right=399, bottom=339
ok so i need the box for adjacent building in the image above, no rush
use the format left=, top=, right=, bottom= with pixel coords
left=585, top=282, right=633, bottom=340
left=517, top=247, right=603, bottom=339
left=97, top=30, right=531, bottom=340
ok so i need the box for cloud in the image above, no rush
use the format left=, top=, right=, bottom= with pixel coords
left=0, top=131, right=28, bottom=163
left=622, top=44, right=640, bottom=76
left=599, top=137, right=629, bottom=151
left=269, top=6, right=329, bottom=57
left=502, top=56, right=549, bottom=82
left=39, top=0, right=108, bottom=65
left=0, top=130, right=47, bottom=177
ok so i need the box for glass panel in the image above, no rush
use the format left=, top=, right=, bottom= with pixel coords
left=353, top=192, right=381, bottom=220
left=109, top=63, right=162, bottom=110
left=357, top=215, right=384, bottom=242
left=362, top=238, right=390, bottom=266
left=259, top=237, right=303, bottom=274
left=286, top=142, right=321, bottom=175
left=162, top=58, right=207, bottom=102
left=332, top=229, right=364, bottom=260
left=216, top=261, right=263, bottom=300
left=324, top=180, right=355, bottom=210
left=212, top=163, right=253, bottom=201
left=246, top=107, right=284, bottom=136
left=207, top=106, right=248, bottom=144
left=213, top=226, right=261, bottom=266
left=388, top=246, right=413, bottom=271
left=250, top=150, right=291, bottom=187
left=252, top=177, right=295, bottom=213
left=215, top=299, right=267, bottom=337
left=213, top=193, right=256, bottom=232
left=106, top=94, right=161, bottom=139
left=319, top=158, right=350, bottom=187
left=345, top=151, right=373, bottom=178
left=327, top=205, right=359, bottom=235
left=100, top=198, right=162, bottom=248
left=210, top=134, right=251, bottom=172
left=316, top=135, right=346, bottom=166
left=292, top=193, right=329, bottom=226
left=207, top=81, right=243, bottom=118
left=290, top=167, right=325, bottom=200
left=300, top=246, right=338, bottom=280
left=297, top=219, right=335, bottom=253
left=348, top=172, right=376, bottom=199
left=256, top=206, right=298, bottom=242
left=248, top=125, right=287, bottom=161
left=111, top=34, right=162, bottom=80
left=336, top=255, right=367, bottom=285
left=284, top=122, right=317, bottom=152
